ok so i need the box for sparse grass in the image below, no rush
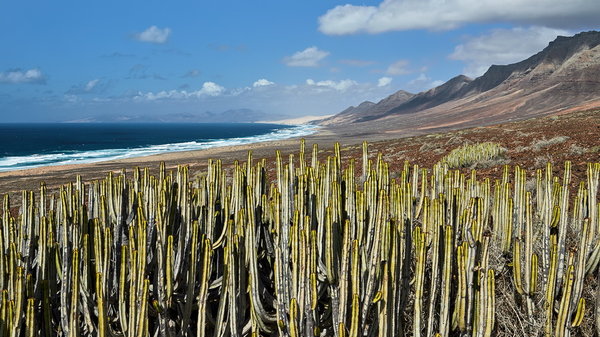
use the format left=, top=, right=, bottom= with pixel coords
left=531, top=135, right=570, bottom=151
left=445, top=135, right=467, bottom=146
left=513, top=145, right=530, bottom=153
left=534, top=154, right=554, bottom=168
left=570, top=143, right=588, bottom=155
left=419, top=142, right=442, bottom=153
left=513, top=136, right=570, bottom=153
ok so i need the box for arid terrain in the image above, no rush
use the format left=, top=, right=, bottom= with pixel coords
left=3, top=32, right=600, bottom=196
left=328, top=108, right=599, bottom=185
left=322, top=31, right=600, bottom=138
left=0, top=107, right=597, bottom=198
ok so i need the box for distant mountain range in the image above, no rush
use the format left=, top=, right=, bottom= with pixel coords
left=66, top=108, right=271, bottom=123
left=321, top=31, right=600, bottom=133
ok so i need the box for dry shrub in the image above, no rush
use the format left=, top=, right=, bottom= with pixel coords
left=532, top=136, right=570, bottom=151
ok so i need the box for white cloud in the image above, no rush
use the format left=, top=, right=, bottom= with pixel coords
left=198, top=81, right=225, bottom=96
left=386, top=60, right=410, bottom=75
left=135, top=81, right=225, bottom=100
left=318, top=0, right=600, bottom=35
left=230, top=87, right=251, bottom=96
left=135, top=26, right=171, bottom=44
left=378, top=77, right=392, bottom=87
left=253, top=79, right=275, bottom=87
left=406, top=73, right=443, bottom=92
left=283, top=47, right=330, bottom=67
left=136, top=90, right=187, bottom=101
left=306, top=79, right=357, bottom=91
left=16, top=78, right=398, bottom=122
left=0, top=68, right=45, bottom=84
left=430, top=80, right=444, bottom=87
left=85, top=79, right=100, bottom=91
left=409, top=73, right=428, bottom=84
left=449, top=26, right=571, bottom=77
left=66, top=79, right=110, bottom=95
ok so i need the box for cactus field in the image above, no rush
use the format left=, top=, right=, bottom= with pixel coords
left=0, top=138, right=599, bottom=337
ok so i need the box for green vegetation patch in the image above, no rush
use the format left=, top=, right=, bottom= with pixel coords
left=440, top=142, right=507, bottom=169
left=1, top=141, right=599, bottom=336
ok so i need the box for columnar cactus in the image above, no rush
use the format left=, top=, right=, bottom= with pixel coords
left=0, top=140, right=597, bottom=336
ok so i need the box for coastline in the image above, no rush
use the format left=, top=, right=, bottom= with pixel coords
left=2, top=108, right=599, bottom=197
left=0, top=122, right=318, bottom=173
left=0, top=124, right=348, bottom=194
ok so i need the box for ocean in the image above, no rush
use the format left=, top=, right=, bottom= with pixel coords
left=0, top=123, right=317, bottom=172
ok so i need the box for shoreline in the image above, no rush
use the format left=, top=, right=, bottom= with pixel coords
left=0, top=122, right=321, bottom=176
left=0, top=124, right=351, bottom=193
left=2, top=108, right=598, bottom=196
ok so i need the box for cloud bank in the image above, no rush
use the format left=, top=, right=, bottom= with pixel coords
left=121, top=78, right=395, bottom=121
left=318, top=0, right=600, bottom=35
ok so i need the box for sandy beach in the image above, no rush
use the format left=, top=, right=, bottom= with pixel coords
left=0, top=125, right=351, bottom=194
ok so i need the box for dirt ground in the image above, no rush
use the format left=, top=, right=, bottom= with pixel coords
left=331, top=108, right=600, bottom=188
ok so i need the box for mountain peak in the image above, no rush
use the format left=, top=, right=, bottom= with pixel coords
left=320, top=89, right=414, bottom=125
left=466, top=31, right=600, bottom=94
left=357, top=101, right=375, bottom=108
left=323, top=30, right=600, bottom=127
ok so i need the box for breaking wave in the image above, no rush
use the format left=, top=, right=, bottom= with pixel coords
left=0, top=124, right=318, bottom=172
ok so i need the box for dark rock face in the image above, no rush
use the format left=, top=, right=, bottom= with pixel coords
left=383, top=75, right=473, bottom=117
left=459, top=31, right=600, bottom=95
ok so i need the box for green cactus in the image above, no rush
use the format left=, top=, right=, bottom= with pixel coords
left=0, top=141, right=598, bottom=336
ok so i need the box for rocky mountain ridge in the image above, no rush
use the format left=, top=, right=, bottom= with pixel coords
left=322, top=30, right=600, bottom=131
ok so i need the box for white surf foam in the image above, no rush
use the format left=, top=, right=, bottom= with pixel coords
left=0, top=124, right=318, bottom=172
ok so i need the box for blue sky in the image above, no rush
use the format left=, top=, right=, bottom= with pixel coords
left=0, top=1, right=598, bottom=122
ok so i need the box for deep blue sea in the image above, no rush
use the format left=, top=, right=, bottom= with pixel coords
left=0, top=123, right=317, bottom=171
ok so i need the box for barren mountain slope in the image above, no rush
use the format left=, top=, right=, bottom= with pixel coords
left=323, top=31, right=600, bottom=132
left=321, top=90, right=413, bottom=125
